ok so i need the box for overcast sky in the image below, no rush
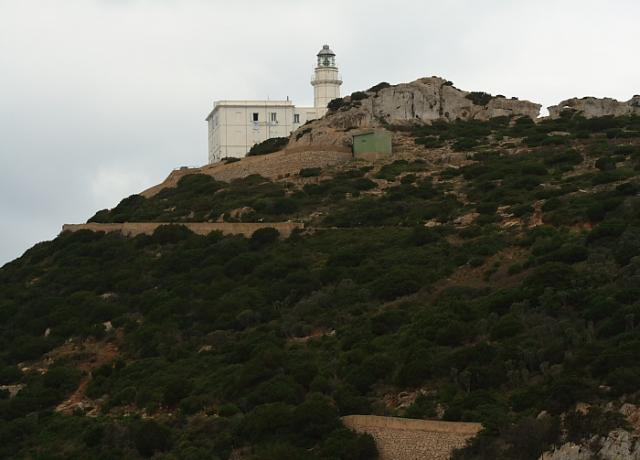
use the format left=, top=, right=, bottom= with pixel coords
left=1, top=0, right=639, bottom=266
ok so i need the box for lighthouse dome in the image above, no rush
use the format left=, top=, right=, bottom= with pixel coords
left=317, top=44, right=336, bottom=57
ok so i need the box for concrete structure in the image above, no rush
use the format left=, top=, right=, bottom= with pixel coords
left=61, top=222, right=304, bottom=238
left=206, top=45, right=342, bottom=163
left=353, top=129, right=393, bottom=157
left=342, top=415, right=482, bottom=460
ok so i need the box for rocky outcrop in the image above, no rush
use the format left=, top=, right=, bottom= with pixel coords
left=289, top=77, right=541, bottom=150
left=541, top=430, right=640, bottom=460
left=548, top=96, right=640, bottom=119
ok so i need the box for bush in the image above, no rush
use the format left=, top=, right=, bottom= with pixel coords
left=151, top=224, right=195, bottom=244
left=367, top=82, right=391, bottom=93
left=502, top=416, right=560, bottom=460
left=490, top=315, right=524, bottom=340
left=350, top=91, right=368, bottom=102
left=133, top=420, right=172, bottom=457
left=319, top=429, right=378, bottom=460
left=291, top=395, right=339, bottom=440
left=466, top=92, right=493, bottom=106
left=299, top=168, right=321, bottom=178
left=564, top=408, right=629, bottom=443
left=453, top=138, right=479, bottom=151
left=327, top=98, right=345, bottom=111
left=247, top=137, right=288, bottom=156
left=250, top=227, right=280, bottom=249
left=0, top=366, right=21, bottom=385
left=416, top=136, right=444, bottom=148
left=595, top=157, right=616, bottom=171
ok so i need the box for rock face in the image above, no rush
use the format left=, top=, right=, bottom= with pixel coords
left=289, top=77, right=541, bottom=150
left=541, top=430, right=640, bottom=460
left=548, top=96, right=640, bottom=119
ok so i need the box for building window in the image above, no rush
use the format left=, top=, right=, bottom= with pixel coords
left=294, top=114, right=300, bottom=123
left=252, top=113, right=259, bottom=122
left=270, top=112, right=277, bottom=122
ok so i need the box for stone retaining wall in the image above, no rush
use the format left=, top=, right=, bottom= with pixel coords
left=342, top=415, right=481, bottom=460
left=61, top=222, right=304, bottom=238
left=141, top=150, right=353, bottom=198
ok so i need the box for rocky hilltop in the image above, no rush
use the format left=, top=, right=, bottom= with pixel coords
left=289, top=76, right=638, bottom=153
left=290, top=77, right=542, bottom=151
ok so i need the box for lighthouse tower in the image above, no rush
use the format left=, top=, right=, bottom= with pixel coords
left=312, top=45, right=342, bottom=114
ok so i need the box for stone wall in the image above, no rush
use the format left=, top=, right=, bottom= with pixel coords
left=342, top=415, right=482, bottom=460
left=141, top=149, right=352, bottom=198
left=61, top=222, right=304, bottom=238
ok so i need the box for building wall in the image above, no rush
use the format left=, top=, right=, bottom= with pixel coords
left=353, top=131, right=393, bottom=157
left=207, top=102, right=325, bottom=163
left=208, top=102, right=294, bottom=163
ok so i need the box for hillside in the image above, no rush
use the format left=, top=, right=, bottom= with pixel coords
left=2, top=81, right=640, bottom=459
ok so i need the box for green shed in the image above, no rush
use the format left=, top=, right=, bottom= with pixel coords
left=352, top=129, right=392, bottom=158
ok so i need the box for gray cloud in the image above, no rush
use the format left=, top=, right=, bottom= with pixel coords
left=1, top=0, right=639, bottom=265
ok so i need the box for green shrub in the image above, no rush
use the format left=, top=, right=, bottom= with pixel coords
left=151, top=224, right=195, bottom=244
left=250, top=227, right=281, bottom=249
left=367, top=82, right=391, bottom=93
left=247, top=137, right=288, bottom=156
left=453, top=138, right=479, bottom=151
left=327, top=98, right=345, bottom=111
left=595, top=157, right=616, bottom=171
left=466, top=92, right=493, bottom=106
left=299, top=168, right=321, bottom=177
left=416, top=136, right=444, bottom=148
left=133, top=420, right=172, bottom=457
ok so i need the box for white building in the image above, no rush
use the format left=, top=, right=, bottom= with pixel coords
left=206, top=45, right=342, bottom=163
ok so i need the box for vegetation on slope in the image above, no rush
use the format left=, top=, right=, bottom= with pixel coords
left=1, top=113, right=640, bottom=459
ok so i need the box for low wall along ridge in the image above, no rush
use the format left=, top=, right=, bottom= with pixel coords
left=61, top=222, right=304, bottom=238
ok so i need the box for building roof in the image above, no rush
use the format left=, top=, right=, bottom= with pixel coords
left=205, top=100, right=295, bottom=120
left=352, top=129, right=391, bottom=138
left=317, top=44, right=335, bottom=57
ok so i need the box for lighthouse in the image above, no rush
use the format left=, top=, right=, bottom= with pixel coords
left=206, top=45, right=343, bottom=162
left=312, top=45, right=343, bottom=114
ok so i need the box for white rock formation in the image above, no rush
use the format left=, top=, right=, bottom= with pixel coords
left=548, top=96, right=640, bottom=119
left=541, top=430, right=640, bottom=460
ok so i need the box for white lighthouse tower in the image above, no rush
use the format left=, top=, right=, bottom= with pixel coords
left=312, top=45, right=343, bottom=114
